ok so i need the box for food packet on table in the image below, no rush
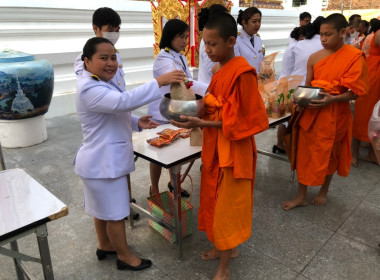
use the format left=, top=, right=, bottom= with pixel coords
left=156, top=128, right=182, bottom=141
left=146, top=137, right=172, bottom=147
left=170, top=78, right=196, bottom=101
left=368, top=100, right=380, bottom=163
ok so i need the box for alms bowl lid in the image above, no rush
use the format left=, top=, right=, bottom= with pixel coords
left=0, top=49, right=35, bottom=63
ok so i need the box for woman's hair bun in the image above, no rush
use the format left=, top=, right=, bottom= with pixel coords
left=237, top=9, right=244, bottom=25
left=198, top=7, right=210, bottom=31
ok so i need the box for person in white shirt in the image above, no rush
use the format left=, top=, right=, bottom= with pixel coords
left=289, top=12, right=312, bottom=45
left=290, top=16, right=325, bottom=85
left=148, top=19, right=208, bottom=197
left=75, top=37, right=185, bottom=272
left=235, top=7, right=264, bottom=71
left=197, top=4, right=228, bottom=84
left=278, top=26, right=306, bottom=80
left=344, top=21, right=355, bottom=44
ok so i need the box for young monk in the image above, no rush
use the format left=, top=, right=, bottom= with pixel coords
left=282, top=13, right=368, bottom=211
left=171, top=12, right=268, bottom=280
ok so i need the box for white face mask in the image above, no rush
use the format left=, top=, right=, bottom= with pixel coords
left=102, top=32, right=120, bottom=45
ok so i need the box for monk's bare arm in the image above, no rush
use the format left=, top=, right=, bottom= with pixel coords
left=170, top=116, right=222, bottom=129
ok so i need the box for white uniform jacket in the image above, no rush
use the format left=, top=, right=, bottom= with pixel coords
left=234, top=29, right=264, bottom=71
left=148, top=49, right=208, bottom=123
left=74, top=52, right=140, bottom=130
left=198, top=39, right=217, bottom=84
left=290, top=35, right=323, bottom=85
left=74, top=70, right=161, bottom=179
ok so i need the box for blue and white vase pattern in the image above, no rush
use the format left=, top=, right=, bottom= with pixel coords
left=0, top=49, right=54, bottom=120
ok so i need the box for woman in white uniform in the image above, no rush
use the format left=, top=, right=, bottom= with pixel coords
left=197, top=4, right=228, bottom=84
left=235, top=7, right=264, bottom=71
left=278, top=26, right=306, bottom=79
left=290, top=16, right=325, bottom=85
left=148, top=19, right=208, bottom=197
left=75, top=37, right=185, bottom=271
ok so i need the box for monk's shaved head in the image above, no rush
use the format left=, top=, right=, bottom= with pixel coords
left=322, top=13, right=347, bottom=31
left=204, top=12, right=237, bottom=40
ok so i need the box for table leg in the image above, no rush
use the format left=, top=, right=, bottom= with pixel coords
left=36, top=225, right=54, bottom=280
left=127, top=174, right=134, bottom=228
left=10, top=241, right=25, bottom=280
left=171, top=164, right=183, bottom=260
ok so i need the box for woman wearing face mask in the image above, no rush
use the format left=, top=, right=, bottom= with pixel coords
left=75, top=37, right=186, bottom=271
left=235, top=7, right=264, bottom=71
left=148, top=19, right=208, bottom=197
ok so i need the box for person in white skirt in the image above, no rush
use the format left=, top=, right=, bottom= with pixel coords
left=235, top=7, right=264, bottom=71
left=74, top=37, right=186, bottom=271
left=74, top=7, right=142, bottom=221
left=148, top=19, right=208, bottom=197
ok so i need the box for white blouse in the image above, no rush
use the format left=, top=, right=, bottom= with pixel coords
left=278, top=39, right=297, bottom=79
left=290, top=35, right=323, bottom=85
left=198, top=39, right=217, bottom=84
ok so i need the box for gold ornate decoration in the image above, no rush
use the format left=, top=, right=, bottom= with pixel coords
left=150, top=0, right=232, bottom=67
left=240, top=0, right=283, bottom=9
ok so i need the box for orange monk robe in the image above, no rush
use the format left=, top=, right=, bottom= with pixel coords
left=353, top=30, right=380, bottom=142
left=297, top=44, right=368, bottom=186
left=199, top=56, right=268, bottom=250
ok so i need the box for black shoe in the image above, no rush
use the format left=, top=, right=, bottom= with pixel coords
left=168, top=182, right=190, bottom=198
left=116, top=258, right=152, bottom=271
left=96, top=249, right=117, bottom=261
left=124, top=213, right=140, bottom=221
left=272, top=145, right=286, bottom=154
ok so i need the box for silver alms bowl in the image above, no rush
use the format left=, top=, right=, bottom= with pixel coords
left=293, top=86, right=324, bottom=106
left=159, top=93, right=205, bottom=122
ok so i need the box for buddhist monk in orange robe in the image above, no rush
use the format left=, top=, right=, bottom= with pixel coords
left=282, top=13, right=368, bottom=211
left=171, top=12, right=268, bottom=280
left=352, top=29, right=380, bottom=166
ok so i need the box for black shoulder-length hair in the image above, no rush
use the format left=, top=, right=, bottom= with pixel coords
left=159, top=19, right=189, bottom=50
left=81, top=37, right=114, bottom=61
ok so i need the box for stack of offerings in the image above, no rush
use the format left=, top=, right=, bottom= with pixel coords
left=259, top=75, right=303, bottom=118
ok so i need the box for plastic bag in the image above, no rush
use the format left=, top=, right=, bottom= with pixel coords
left=368, top=100, right=380, bottom=163
left=258, top=52, right=279, bottom=85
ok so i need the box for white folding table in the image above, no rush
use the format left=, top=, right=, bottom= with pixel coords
left=129, top=124, right=202, bottom=259
left=0, top=168, right=68, bottom=280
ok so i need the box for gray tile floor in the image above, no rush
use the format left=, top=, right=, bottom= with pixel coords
left=1, top=109, right=379, bottom=280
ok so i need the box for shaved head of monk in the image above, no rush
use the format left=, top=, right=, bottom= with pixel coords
left=320, top=13, right=347, bottom=51
left=321, top=13, right=348, bottom=32
left=203, top=12, right=237, bottom=66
